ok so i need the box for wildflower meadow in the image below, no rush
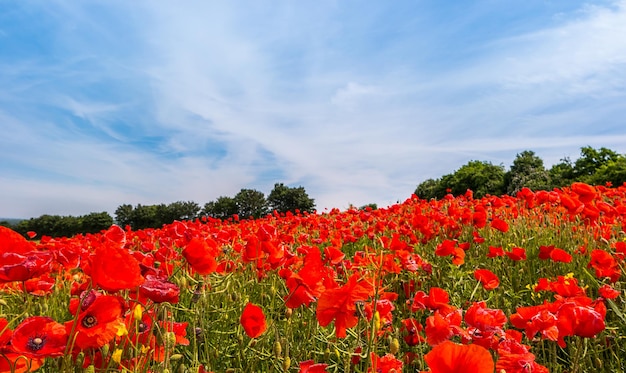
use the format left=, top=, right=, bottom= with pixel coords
left=1, top=182, right=625, bottom=372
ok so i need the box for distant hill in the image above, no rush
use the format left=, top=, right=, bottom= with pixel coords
left=0, top=218, right=24, bottom=227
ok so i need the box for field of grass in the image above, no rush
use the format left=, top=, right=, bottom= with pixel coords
left=1, top=182, right=625, bottom=372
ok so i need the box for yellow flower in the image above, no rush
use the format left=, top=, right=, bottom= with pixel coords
left=133, top=304, right=143, bottom=321
left=116, top=323, right=129, bottom=337
left=112, top=349, right=123, bottom=364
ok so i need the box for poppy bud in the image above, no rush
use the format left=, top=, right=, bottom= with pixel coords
left=282, top=356, right=291, bottom=370
left=84, top=366, right=95, bottom=373
left=274, top=340, right=282, bottom=357
left=285, top=308, right=293, bottom=320
left=390, top=338, right=400, bottom=355
left=170, top=354, right=183, bottom=361
left=373, top=311, right=381, bottom=334
left=164, top=332, right=177, bottom=348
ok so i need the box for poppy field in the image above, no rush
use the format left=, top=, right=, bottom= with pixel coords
left=1, top=182, right=625, bottom=373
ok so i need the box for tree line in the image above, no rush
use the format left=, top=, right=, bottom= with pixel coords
left=415, top=146, right=626, bottom=200
left=3, top=183, right=315, bottom=237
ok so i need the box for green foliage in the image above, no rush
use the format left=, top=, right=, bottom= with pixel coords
left=589, top=155, right=626, bottom=187
left=417, top=146, right=626, bottom=200
left=267, top=183, right=316, bottom=214
left=505, top=150, right=551, bottom=195
left=234, top=189, right=269, bottom=219
left=359, top=203, right=378, bottom=210
left=14, top=212, right=114, bottom=237
left=203, top=196, right=239, bottom=220
left=414, top=178, right=446, bottom=200
left=416, top=161, right=505, bottom=200
left=548, top=157, right=575, bottom=188
left=572, top=146, right=620, bottom=182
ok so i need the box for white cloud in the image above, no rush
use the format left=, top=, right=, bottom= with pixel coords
left=2, top=1, right=626, bottom=217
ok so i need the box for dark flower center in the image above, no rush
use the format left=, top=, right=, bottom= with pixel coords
left=82, top=314, right=98, bottom=328
left=27, top=336, right=46, bottom=352
left=138, top=322, right=149, bottom=333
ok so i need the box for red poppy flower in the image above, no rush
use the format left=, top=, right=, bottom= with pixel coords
left=496, top=339, right=548, bottom=373
left=182, top=237, right=218, bottom=275
left=240, top=302, right=267, bottom=338
left=435, top=240, right=465, bottom=266
left=464, top=302, right=507, bottom=349
left=486, top=246, right=504, bottom=258
left=400, top=318, right=425, bottom=346
left=474, top=269, right=499, bottom=290
left=65, top=295, right=125, bottom=350
left=11, top=316, right=68, bottom=358
left=299, top=360, right=329, bottom=373
left=570, top=182, right=597, bottom=204
left=506, top=247, right=527, bottom=261
left=598, top=284, right=620, bottom=300
left=411, top=287, right=450, bottom=311
left=316, top=273, right=375, bottom=338
left=588, top=249, right=621, bottom=283
left=490, top=218, right=509, bottom=233
left=556, top=303, right=605, bottom=344
left=424, top=341, right=494, bottom=373
left=138, top=275, right=180, bottom=304
left=425, top=308, right=462, bottom=346
left=368, top=353, right=403, bottom=373
left=24, top=273, right=56, bottom=296
left=285, top=247, right=327, bottom=308
left=0, top=251, right=52, bottom=283
left=0, top=226, right=35, bottom=254
left=91, top=243, right=144, bottom=292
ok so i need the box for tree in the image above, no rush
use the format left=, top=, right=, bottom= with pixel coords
left=415, top=178, right=446, bottom=200
left=267, top=183, right=316, bottom=214
left=81, top=212, right=114, bottom=234
left=155, top=201, right=202, bottom=225
left=115, top=204, right=134, bottom=227
left=203, top=196, right=238, bottom=220
left=548, top=157, right=575, bottom=188
left=590, top=155, right=626, bottom=186
left=504, top=150, right=551, bottom=195
left=444, top=161, right=506, bottom=198
left=130, top=204, right=159, bottom=230
left=572, top=146, right=620, bottom=182
left=234, top=189, right=268, bottom=219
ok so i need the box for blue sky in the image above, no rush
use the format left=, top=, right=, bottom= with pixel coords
left=1, top=1, right=626, bottom=218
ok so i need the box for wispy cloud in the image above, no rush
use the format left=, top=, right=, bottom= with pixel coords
left=1, top=1, right=625, bottom=217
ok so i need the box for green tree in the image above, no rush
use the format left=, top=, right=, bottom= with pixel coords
left=504, top=150, right=551, bottom=195
left=444, top=161, right=506, bottom=198
left=155, top=201, right=201, bottom=226
left=359, top=203, right=378, bottom=211
left=203, top=196, right=238, bottom=220
left=572, top=146, right=620, bottom=182
left=589, top=155, right=626, bottom=186
left=267, top=183, right=316, bottom=214
left=130, top=204, right=159, bottom=230
left=81, top=212, right=114, bottom=234
left=115, top=204, right=134, bottom=227
left=548, top=157, right=575, bottom=188
left=414, top=178, right=446, bottom=200
left=234, top=189, right=268, bottom=219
